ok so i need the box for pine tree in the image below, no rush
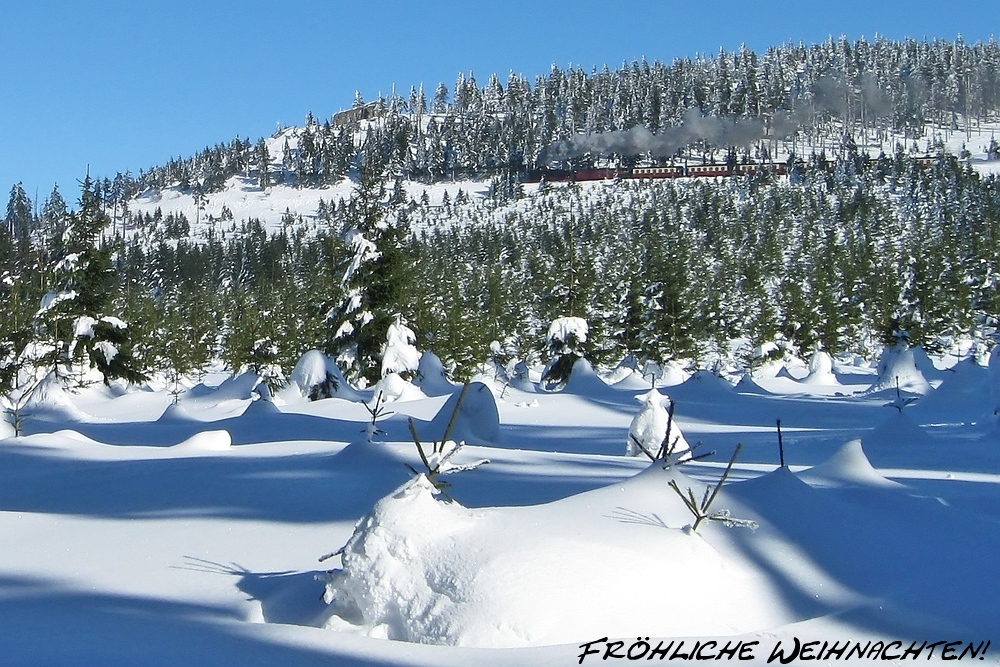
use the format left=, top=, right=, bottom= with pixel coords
left=5, top=182, right=33, bottom=244
left=329, top=161, right=414, bottom=386
left=35, top=176, right=145, bottom=386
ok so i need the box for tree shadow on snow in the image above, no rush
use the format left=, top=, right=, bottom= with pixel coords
left=0, top=573, right=387, bottom=667
left=0, top=443, right=411, bottom=523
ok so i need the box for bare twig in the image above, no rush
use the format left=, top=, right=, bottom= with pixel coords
left=630, top=433, right=658, bottom=462
left=776, top=419, right=786, bottom=468
left=318, top=547, right=344, bottom=563
left=667, top=443, right=755, bottom=532
left=439, top=382, right=470, bottom=453
left=655, top=399, right=676, bottom=460
left=403, top=381, right=486, bottom=493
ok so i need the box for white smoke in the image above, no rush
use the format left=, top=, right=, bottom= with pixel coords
left=545, top=109, right=793, bottom=162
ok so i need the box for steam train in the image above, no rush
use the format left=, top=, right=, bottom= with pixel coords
left=521, top=155, right=940, bottom=184
left=521, top=161, right=789, bottom=183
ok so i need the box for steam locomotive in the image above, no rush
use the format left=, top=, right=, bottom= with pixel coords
left=521, top=161, right=788, bottom=183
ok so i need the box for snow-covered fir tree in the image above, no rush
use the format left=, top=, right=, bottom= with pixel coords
left=329, top=161, right=415, bottom=386
left=33, top=176, right=145, bottom=386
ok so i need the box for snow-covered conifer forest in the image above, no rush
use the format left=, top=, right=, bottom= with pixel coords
left=2, top=36, right=1000, bottom=665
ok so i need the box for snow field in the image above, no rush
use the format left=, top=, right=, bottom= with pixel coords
left=1, top=349, right=999, bottom=664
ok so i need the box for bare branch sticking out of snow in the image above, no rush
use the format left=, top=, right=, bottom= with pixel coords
left=667, top=443, right=757, bottom=532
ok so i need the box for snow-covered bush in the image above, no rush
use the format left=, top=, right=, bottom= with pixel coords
left=381, top=316, right=420, bottom=379
left=868, top=342, right=931, bottom=395
left=283, top=350, right=358, bottom=402
left=540, top=316, right=588, bottom=390
left=626, top=389, right=690, bottom=458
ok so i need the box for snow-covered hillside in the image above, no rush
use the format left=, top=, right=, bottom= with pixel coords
left=2, top=350, right=998, bottom=665
left=122, top=119, right=1000, bottom=240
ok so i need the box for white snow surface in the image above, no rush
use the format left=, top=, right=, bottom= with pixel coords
left=990, top=345, right=1000, bottom=416
left=2, top=347, right=1000, bottom=665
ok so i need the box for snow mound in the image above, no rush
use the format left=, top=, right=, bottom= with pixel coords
left=670, top=369, right=736, bottom=401
left=560, top=358, right=614, bottom=396
left=282, top=350, right=362, bottom=402
left=911, top=346, right=947, bottom=382
left=802, top=351, right=838, bottom=385
left=867, top=345, right=932, bottom=395
left=911, top=358, right=989, bottom=424
left=734, top=373, right=771, bottom=395
left=369, top=372, right=427, bottom=404
left=626, top=389, right=690, bottom=457
left=171, top=430, right=232, bottom=452
left=659, top=361, right=692, bottom=386
left=209, top=371, right=262, bottom=401
left=323, top=468, right=793, bottom=647
left=601, top=358, right=639, bottom=385
left=157, top=401, right=198, bottom=422
left=799, top=439, right=901, bottom=488
left=610, top=370, right=655, bottom=390
left=330, top=439, right=412, bottom=470
left=506, top=359, right=537, bottom=393
left=412, top=351, right=455, bottom=397
left=424, top=382, right=500, bottom=445
left=867, top=410, right=933, bottom=447
left=23, top=372, right=93, bottom=421
left=775, top=364, right=802, bottom=381
left=243, top=395, right=281, bottom=416
left=322, top=475, right=485, bottom=643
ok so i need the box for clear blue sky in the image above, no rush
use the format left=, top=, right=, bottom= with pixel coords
left=1, top=0, right=996, bottom=205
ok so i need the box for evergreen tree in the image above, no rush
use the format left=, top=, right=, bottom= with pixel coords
left=329, top=162, right=414, bottom=386
left=5, top=182, right=33, bottom=243
left=35, top=176, right=145, bottom=386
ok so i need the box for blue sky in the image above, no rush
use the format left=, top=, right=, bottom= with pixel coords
left=1, top=0, right=996, bottom=205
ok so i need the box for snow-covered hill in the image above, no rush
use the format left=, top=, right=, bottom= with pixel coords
left=120, top=117, right=1000, bottom=247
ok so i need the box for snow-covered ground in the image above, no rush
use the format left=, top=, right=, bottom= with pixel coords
left=2, top=350, right=998, bottom=665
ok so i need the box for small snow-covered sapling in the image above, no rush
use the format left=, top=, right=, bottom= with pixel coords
left=404, top=382, right=489, bottom=494
left=363, top=390, right=393, bottom=442
left=629, top=399, right=714, bottom=468
left=667, top=443, right=758, bottom=532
